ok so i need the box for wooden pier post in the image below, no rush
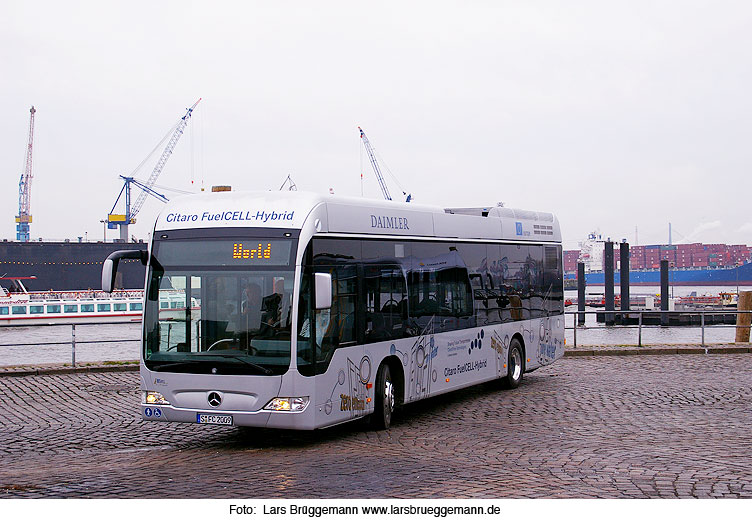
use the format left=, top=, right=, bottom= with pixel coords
left=604, top=242, right=615, bottom=326
left=577, top=261, right=585, bottom=325
left=660, top=260, right=669, bottom=326
left=620, top=242, right=630, bottom=313
left=735, top=291, right=752, bottom=343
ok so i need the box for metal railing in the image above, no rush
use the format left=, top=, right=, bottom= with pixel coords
left=567, top=309, right=752, bottom=348
left=0, top=321, right=140, bottom=367
left=3, top=310, right=751, bottom=366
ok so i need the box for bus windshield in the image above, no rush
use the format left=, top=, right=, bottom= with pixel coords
left=143, top=238, right=295, bottom=375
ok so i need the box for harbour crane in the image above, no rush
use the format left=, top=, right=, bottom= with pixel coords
left=16, top=106, right=36, bottom=242
left=279, top=174, right=297, bottom=191
left=358, top=126, right=411, bottom=202
left=108, top=98, right=201, bottom=241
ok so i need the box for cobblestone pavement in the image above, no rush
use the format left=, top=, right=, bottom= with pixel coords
left=1, top=355, right=751, bottom=499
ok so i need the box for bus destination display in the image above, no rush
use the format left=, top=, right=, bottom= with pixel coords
left=155, top=239, right=293, bottom=266
left=233, top=242, right=271, bottom=260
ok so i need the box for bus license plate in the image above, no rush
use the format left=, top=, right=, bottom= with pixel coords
left=197, top=413, right=233, bottom=425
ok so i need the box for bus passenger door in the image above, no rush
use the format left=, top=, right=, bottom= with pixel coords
left=308, top=261, right=370, bottom=426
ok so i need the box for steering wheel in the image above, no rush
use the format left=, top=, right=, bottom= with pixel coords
left=381, top=299, right=399, bottom=311
left=207, top=338, right=237, bottom=351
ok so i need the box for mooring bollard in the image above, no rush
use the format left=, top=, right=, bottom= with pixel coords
left=735, top=291, right=752, bottom=343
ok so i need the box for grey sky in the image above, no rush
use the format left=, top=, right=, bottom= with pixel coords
left=3, top=0, right=752, bottom=249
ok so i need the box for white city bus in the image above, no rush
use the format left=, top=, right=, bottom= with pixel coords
left=103, top=191, right=564, bottom=430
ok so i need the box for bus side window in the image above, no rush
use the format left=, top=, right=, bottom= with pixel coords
left=408, top=241, right=473, bottom=333
left=528, top=245, right=544, bottom=320
left=457, top=242, right=488, bottom=311
left=544, top=245, right=564, bottom=315
left=364, top=264, right=407, bottom=343
left=333, top=265, right=358, bottom=346
left=499, top=244, right=529, bottom=322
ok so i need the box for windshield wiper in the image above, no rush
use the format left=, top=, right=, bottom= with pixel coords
left=150, top=360, right=208, bottom=372
left=198, top=353, right=274, bottom=375
left=150, top=355, right=273, bottom=375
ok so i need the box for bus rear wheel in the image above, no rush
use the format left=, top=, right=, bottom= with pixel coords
left=501, top=338, right=524, bottom=389
left=371, top=363, right=395, bottom=430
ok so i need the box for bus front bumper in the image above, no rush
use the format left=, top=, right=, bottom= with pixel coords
left=140, top=403, right=317, bottom=430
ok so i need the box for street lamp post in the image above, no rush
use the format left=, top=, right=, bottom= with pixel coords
left=670, top=262, right=674, bottom=299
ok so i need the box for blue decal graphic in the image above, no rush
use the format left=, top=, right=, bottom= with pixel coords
left=468, top=329, right=485, bottom=355
left=515, top=222, right=523, bottom=235
left=154, top=408, right=162, bottom=418
left=144, top=408, right=153, bottom=417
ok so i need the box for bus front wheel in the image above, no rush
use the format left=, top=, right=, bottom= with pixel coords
left=371, top=363, right=395, bottom=430
left=501, top=338, right=524, bottom=389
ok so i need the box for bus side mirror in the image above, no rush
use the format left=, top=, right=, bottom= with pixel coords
left=102, top=249, right=148, bottom=292
left=102, top=259, right=116, bottom=293
left=314, top=273, right=332, bottom=310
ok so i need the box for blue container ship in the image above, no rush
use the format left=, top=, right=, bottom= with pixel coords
left=564, top=233, right=752, bottom=286
left=566, top=261, right=752, bottom=286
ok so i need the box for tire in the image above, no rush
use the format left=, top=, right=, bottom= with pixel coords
left=371, top=363, right=395, bottom=430
left=501, top=338, right=524, bottom=389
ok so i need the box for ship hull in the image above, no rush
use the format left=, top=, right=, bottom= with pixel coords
left=0, top=241, right=147, bottom=291
left=0, top=312, right=142, bottom=326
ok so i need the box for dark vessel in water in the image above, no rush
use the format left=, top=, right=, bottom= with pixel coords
left=0, top=240, right=147, bottom=291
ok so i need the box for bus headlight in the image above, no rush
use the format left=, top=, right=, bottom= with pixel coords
left=264, top=397, right=309, bottom=412
left=142, top=391, right=170, bottom=405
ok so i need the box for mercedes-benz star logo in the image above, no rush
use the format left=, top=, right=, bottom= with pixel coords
left=207, top=392, right=222, bottom=407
